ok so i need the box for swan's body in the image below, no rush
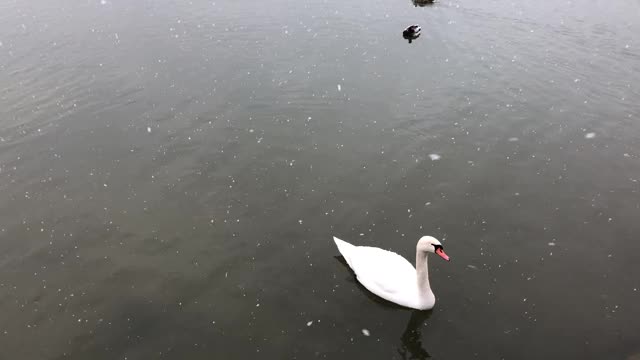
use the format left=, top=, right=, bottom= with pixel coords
left=333, top=236, right=449, bottom=310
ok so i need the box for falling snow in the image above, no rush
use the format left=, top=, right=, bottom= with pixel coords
left=0, top=1, right=638, bottom=357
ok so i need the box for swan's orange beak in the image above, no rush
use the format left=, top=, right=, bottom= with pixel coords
left=435, top=248, right=450, bottom=261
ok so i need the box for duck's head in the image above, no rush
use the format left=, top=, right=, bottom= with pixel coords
left=417, top=236, right=450, bottom=261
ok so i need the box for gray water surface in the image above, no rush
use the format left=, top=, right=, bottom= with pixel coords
left=1, top=0, right=640, bottom=359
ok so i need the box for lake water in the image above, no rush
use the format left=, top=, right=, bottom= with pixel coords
left=1, top=0, right=639, bottom=358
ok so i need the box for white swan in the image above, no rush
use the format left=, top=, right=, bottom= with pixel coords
left=333, top=236, right=450, bottom=310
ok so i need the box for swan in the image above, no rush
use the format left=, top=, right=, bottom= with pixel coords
left=333, top=236, right=450, bottom=310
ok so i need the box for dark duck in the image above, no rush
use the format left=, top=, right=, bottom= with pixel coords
left=413, top=0, right=435, bottom=7
left=402, top=25, right=421, bottom=43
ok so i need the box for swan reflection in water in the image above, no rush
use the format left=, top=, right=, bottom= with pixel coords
left=334, top=255, right=432, bottom=359
left=398, top=310, right=432, bottom=359
left=412, top=0, right=435, bottom=6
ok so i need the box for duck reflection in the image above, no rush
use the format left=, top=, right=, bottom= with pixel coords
left=412, top=0, right=435, bottom=6
left=398, top=310, right=432, bottom=359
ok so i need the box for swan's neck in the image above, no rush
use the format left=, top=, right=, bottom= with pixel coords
left=416, top=250, right=433, bottom=297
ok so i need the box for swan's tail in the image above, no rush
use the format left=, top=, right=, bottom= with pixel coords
left=333, top=236, right=355, bottom=268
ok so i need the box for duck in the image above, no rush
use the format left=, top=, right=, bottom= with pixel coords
left=403, top=25, right=422, bottom=38
left=413, top=0, right=436, bottom=7
left=333, top=235, right=450, bottom=310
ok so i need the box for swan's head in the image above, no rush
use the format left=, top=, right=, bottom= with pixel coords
left=418, top=236, right=450, bottom=261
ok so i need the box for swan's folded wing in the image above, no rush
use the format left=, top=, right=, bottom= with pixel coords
left=350, top=246, right=417, bottom=296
